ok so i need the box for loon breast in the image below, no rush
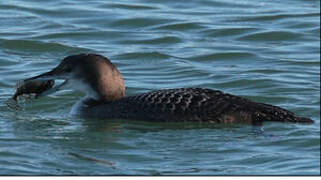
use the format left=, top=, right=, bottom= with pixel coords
left=76, top=88, right=313, bottom=124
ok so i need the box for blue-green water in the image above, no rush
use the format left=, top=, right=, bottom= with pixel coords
left=0, top=0, right=320, bottom=175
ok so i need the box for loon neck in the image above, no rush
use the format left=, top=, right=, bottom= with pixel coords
left=71, top=54, right=127, bottom=104
left=85, top=54, right=126, bottom=102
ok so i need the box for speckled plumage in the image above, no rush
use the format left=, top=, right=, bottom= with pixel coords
left=80, top=87, right=313, bottom=124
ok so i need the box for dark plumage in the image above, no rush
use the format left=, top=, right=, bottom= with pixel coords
left=81, top=87, right=313, bottom=124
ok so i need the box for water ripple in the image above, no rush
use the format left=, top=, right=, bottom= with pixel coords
left=155, top=22, right=206, bottom=31
left=238, top=30, right=304, bottom=41
left=237, top=12, right=320, bottom=22
left=108, top=3, right=158, bottom=10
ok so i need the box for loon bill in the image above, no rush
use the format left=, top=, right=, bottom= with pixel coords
left=20, top=53, right=313, bottom=124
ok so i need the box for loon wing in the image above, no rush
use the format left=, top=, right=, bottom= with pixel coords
left=122, top=88, right=313, bottom=124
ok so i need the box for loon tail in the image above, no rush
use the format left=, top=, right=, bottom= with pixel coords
left=253, top=102, right=314, bottom=124
left=289, top=116, right=314, bottom=123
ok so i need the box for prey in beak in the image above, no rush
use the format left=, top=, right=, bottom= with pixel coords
left=12, top=55, right=76, bottom=101
left=7, top=71, right=58, bottom=111
left=12, top=79, right=55, bottom=101
left=22, top=69, right=69, bottom=98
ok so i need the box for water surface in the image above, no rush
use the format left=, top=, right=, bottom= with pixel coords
left=0, top=0, right=320, bottom=175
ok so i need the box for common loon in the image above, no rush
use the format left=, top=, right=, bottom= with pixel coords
left=23, top=53, right=313, bottom=124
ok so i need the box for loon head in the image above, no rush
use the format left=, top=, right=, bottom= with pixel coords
left=25, top=54, right=125, bottom=102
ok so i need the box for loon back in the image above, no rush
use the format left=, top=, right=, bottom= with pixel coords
left=79, top=88, right=313, bottom=124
